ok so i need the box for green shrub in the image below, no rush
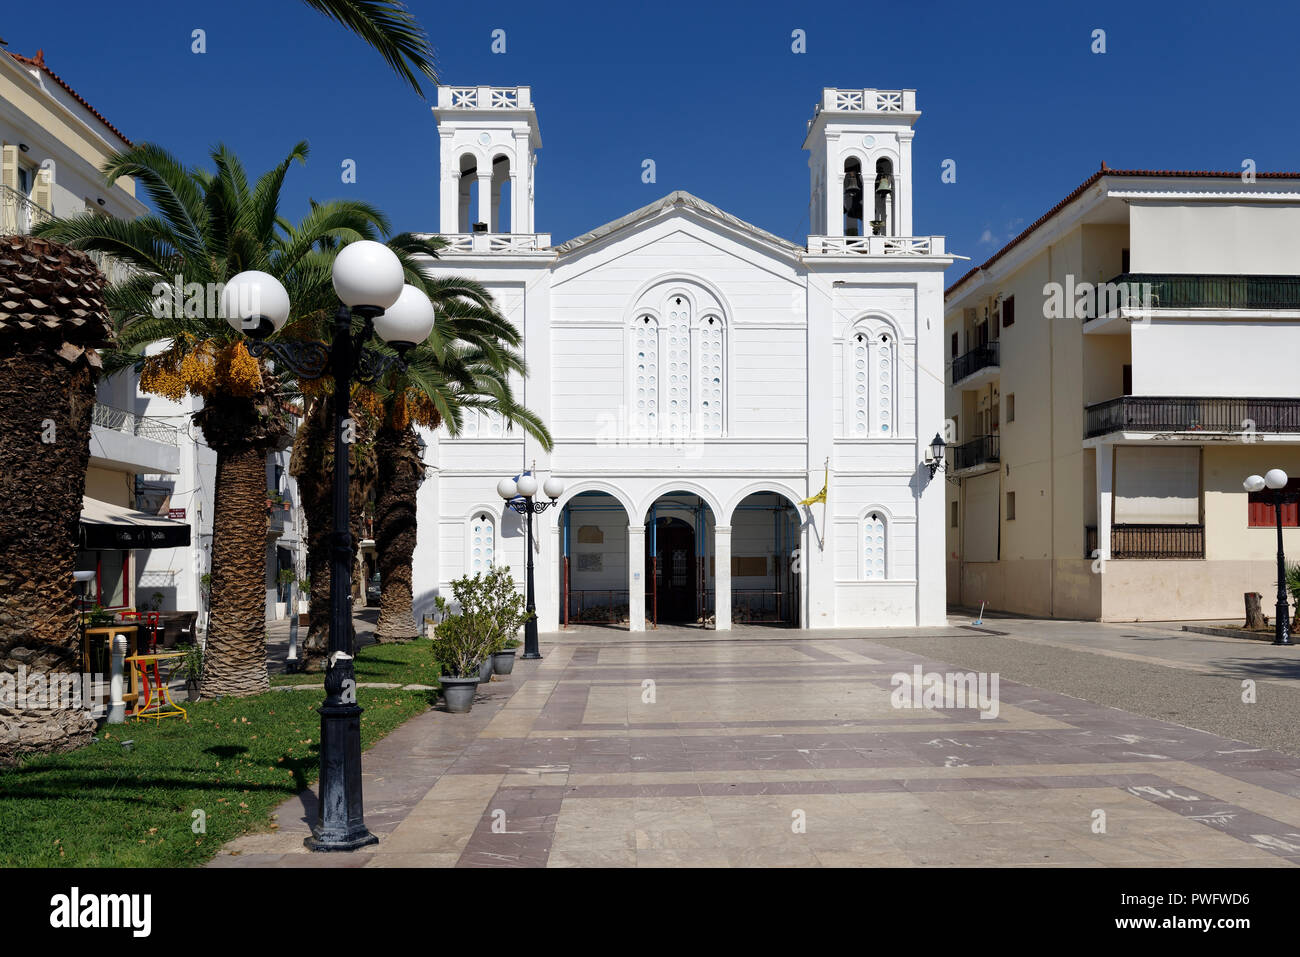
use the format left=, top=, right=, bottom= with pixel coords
left=432, top=567, right=531, bottom=677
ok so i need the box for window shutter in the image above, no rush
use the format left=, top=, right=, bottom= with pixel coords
left=1114, top=447, right=1200, bottom=523
left=1249, top=478, right=1300, bottom=527
left=1, top=144, right=17, bottom=192
left=32, top=164, right=52, bottom=219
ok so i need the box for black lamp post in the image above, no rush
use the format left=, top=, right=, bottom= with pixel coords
left=496, top=466, right=565, bottom=660
left=222, top=242, right=437, bottom=851
left=1244, top=469, right=1299, bottom=647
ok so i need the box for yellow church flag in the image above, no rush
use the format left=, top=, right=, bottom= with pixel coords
left=800, top=469, right=828, bottom=507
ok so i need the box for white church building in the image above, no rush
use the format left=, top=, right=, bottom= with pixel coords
left=410, top=85, right=954, bottom=632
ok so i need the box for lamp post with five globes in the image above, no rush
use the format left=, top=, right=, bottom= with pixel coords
left=496, top=468, right=565, bottom=659
left=220, top=240, right=437, bottom=850
left=1243, top=468, right=1298, bottom=647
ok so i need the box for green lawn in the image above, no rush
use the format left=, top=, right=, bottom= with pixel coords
left=270, top=637, right=441, bottom=687
left=0, top=638, right=438, bottom=867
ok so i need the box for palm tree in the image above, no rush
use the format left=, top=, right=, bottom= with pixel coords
left=287, top=237, right=552, bottom=657
left=34, top=141, right=392, bottom=698
left=300, top=0, right=437, bottom=95
left=370, top=286, right=552, bottom=642
left=0, top=235, right=111, bottom=761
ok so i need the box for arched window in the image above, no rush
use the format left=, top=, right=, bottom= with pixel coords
left=874, top=158, right=895, bottom=237
left=665, top=296, right=691, bottom=436
left=863, top=511, right=887, bottom=579
left=629, top=281, right=728, bottom=439
left=876, top=333, right=894, bottom=435
left=845, top=322, right=898, bottom=437
left=851, top=331, right=870, bottom=436
left=632, top=314, right=659, bottom=435
left=696, top=314, right=725, bottom=435
left=468, top=513, right=496, bottom=574
left=457, top=153, right=479, bottom=233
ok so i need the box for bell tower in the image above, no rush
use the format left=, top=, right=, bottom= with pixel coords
left=802, top=88, right=917, bottom=239
left=433, top=86, right=541, bottom=235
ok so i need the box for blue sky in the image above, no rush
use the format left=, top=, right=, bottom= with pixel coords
left=9, top=0, right=1300, bottom=281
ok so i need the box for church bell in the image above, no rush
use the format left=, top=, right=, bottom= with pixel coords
left=875, top=171, right=894, bottom=196
left=843, top=169, right=864, bottom=220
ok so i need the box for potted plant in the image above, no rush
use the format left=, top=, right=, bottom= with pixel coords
left=477, top=566, right=531, bottom=676
left=177, top=642, right=203, bottom=700
left=431, top=596, right=487, bottom=713
left=297, top=576, right=311, bottom=624
left=85, top=603, right=115, bottom=627
left=494, top=638, right=522, bottom=675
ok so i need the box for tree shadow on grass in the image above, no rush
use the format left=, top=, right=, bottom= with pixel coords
left=203, top=745, right=248, bottom=759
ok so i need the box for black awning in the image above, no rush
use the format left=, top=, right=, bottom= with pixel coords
left=79, top=496, right=192, bottom=550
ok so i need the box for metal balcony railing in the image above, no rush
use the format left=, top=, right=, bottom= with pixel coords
left=1085, top=396, right=1300, bottom=438
left=1086, top=273, right=1300, bottom=320
left=1110, top=524, right=1205, bottom=560
left=951, top=341, right=999, bottom=384
left=92, top=403, right=182, bottom=447
left=0, top=184, right=52, bottom=235
left=952, top=434, right=1000, bottom=471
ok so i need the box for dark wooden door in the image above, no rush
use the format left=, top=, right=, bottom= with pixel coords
left=653, top=523, right=696, bottom=623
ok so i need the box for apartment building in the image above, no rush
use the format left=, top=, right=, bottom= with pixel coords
left=945, top=165, right=1300, bottom=622
left=2, top=46, right=305, bottom=623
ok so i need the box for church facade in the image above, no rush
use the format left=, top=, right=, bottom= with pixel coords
left=410, top=86, right=953, bottom=632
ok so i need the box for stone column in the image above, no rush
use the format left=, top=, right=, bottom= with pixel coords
left=714, top=525, right=732, bottom=630
left=628, top=525, right=646, bottom=632
left=477, top=172, right=492, bottom=231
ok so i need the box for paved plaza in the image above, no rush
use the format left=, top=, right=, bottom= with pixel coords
left=214, top=616, right=1300, bottom=867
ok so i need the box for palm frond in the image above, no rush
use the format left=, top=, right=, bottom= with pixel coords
left=298, top=0, right=438, bottom=95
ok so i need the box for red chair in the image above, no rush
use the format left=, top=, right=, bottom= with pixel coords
left=119, top=612, right=162, bottom=653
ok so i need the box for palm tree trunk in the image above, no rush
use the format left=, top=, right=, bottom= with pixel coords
left=199, top=442, right=271, bottom=697
left=374, top=425, right=423, bottom=641
left=0, top=346, right=99, bottom=763
left=292, top=395, right=371, bottom=669
left=0, top=237, right=109, bottom=763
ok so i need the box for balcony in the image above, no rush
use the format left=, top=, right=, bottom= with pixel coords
left=1086, top=273, right=1300, bottom=322
left=952, top=434, right=999, bottom=472
left=1085, top=396, right=1300, bottom=439
left=1110, top=524, right=1205, bottom=560
left=93, top=403, right=181, bottom=445
left=1, top=184, right=52, bottom=235
left=88, top=403, right=182, bottom=475
left=951, top=341, right=1000, bottom=386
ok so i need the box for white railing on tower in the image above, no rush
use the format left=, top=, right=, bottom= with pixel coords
left=805, top=235, right=943, bottom=256
left=438, top=86, right=533, bottom=109
left=434, top=233, right=551, bottom=253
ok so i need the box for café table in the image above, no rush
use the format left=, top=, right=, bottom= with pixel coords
left=82, top=623, right=140, bottom=711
